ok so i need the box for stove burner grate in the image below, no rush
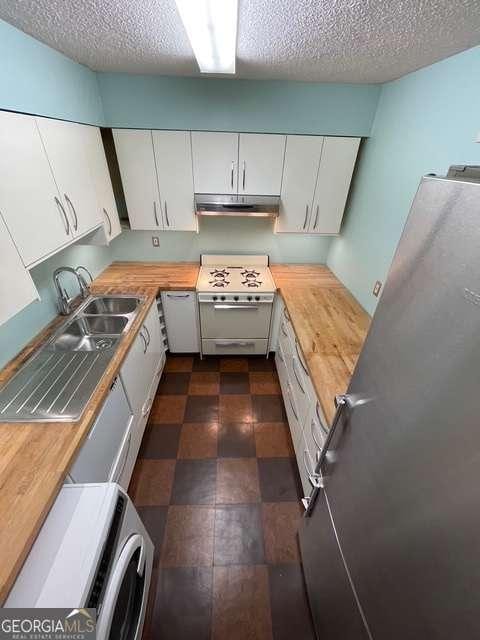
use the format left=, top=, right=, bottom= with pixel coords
left=210, top=280, right=230, bottom=287
left=241, top=269, right=260, bottom=279
left=242, top=280, right=262, bottom=288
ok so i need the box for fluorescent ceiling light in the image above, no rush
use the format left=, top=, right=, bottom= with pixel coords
left=175, top=0, right=238, bottom=74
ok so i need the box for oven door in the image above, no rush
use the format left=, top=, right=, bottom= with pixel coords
left=97, top=534, right=150, bottom=640
left=199, top=301, right=272, bottom=339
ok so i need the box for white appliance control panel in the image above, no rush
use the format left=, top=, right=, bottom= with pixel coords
left=198, top=293, right=275, bottom=304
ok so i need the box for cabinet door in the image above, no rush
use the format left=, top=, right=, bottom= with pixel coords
left=84, top=126, right=121, bottom=241
left=113, top=129, right=162, bottom=230
left=277, top=135, right=323, bottom=233
left=0, top=213, right=39, bottom=325
left=142, top=301, right=164, bottom=380
left=162, top=291, right=199, bottom=352
left=0, top=111, right=71, bottom=266
left=238, top=133, right=286, bottom=195
left=36, top=118, right=102, bottom=237
left=191, top=131, right=238, bottom=194
left=310, top=137, right=360, bottom=234
left=152, top=131, right=196, bottom=231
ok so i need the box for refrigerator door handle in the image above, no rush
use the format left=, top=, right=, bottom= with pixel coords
left=303, top=394, right=350, bottom=516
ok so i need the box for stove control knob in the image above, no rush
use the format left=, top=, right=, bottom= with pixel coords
left=221, top=296, right=226, bottom=301
left=234, top=295, right=239, bottom=301
left=247, top=296, right=253, bottom=301
left=213, top=296, right=218, bottom=301
left=255, top=296, right=261, bottom=301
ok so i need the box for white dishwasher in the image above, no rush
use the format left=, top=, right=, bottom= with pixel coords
left=69, top=376, right=134, bottom=486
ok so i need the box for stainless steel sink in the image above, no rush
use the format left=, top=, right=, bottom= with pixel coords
left=82, top=296, right=141, bottom=315
left=0, top=294, right=145, bottom=422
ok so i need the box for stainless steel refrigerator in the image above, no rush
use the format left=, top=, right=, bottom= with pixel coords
left=299, top=170, right=480, bottom=640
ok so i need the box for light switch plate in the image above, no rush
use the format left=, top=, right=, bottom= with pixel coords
left=152, top=236, right=160, bottom=247
left=373, top=280, right=382, bottom=297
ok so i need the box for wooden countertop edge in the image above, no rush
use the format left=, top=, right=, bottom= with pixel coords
left=0, top=288, right=157, bottom=603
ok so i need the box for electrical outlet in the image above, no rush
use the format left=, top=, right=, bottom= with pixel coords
left=372, top=280, right=382, bottom=297
left=152, top=236, right=160, bottom=247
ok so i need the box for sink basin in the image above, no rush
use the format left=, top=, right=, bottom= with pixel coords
left=82, top=296, right=141, bottom=315
left=49, top=316, right=127, bottom=351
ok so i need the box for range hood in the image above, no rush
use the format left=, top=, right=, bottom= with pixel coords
left=195, top=194, right=280, bottom=218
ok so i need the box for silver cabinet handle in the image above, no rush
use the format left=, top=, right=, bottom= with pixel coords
left=277, top=347, right=285, bottom=363
left=315, top=402, right=329, bottom=437
left=311, top=418, right=324, bottom=451
left=167, top=293, right=190, bottom=299
left=214, top=304, right=259, bottom=310
left=54, top=196, right=70, bottom=235
left=242, top=160, right=246, bottom=190
left=280, top=321, right=288, bottom=337
left=153, top=201, right=159, bottom=226
left=164, top=201, right=170, bottom=227
left=230, top=161, right=234, bottom=189
left=314, top=204, right=320, bottom=229
left=139, top=328, right=147, bottom=353
left=303, top=204, right=309, bottom=229
left=287, top=384, right=298, bottom=420
left=143, top=323, right=151, bottom=347
left=295, top=340, right=309, bottom=375
left=292, top=357, right=305, bottom=394
left=103, top=208, right=112, bottom=236
left=64, top=193, right=78, bottom=231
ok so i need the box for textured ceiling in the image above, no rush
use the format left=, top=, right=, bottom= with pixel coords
left=1, top=0, right=480, bottom=82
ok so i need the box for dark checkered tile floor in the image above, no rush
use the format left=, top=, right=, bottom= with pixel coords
left=128, top=354, right=315, bottom=640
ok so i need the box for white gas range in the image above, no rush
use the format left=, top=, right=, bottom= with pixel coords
left=197, top=255, right=276, bottom=355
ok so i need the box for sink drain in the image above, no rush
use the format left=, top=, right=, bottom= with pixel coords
left=95, top=338, right=114, bottom=350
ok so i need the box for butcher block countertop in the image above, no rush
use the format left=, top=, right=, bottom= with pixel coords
left=0, top=260, right=368, bottom=603
left=0, top=289, right=157, bottom=604
left=270, top=264, right=371, bottom=424
left=91, top=261, right=200, bottom=293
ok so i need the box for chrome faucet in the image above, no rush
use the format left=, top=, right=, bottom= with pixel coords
left=53, top=266, right=92, bottom=315
left=75, top=265, right=93, bottom=298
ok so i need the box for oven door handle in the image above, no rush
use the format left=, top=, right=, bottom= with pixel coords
left=215, top=341, right=255, bottom=347
left=213, top=304, right=259, bottom=310
left=96, top=533, right=146, bottom=638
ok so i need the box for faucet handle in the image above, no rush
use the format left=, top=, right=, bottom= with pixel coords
left=75, top=265, right=93, bottom=299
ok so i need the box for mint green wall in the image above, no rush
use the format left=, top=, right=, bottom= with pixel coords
left=328, top=45, right=480, bottom=315
left=0, top=20, right=104, bottom=124
left=110, top=219, right=332, bottom=263
left=98, top=73, right=380, bottom=134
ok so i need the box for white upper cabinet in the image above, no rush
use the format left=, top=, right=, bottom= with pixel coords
left=113, top=129, right=162, bottom=231
left=191, top=131, right=238, bottom=194
left=310, top=136, right=360, bottom=234
left=83, top=126, right=121, bottom=242
left=238, top=133, right=286, bottom=195
left=36, top=118, right=102, bottom=237
left=0, top=111, right=71, bottom=266
left=152, top=131, right=196, bottom=231
left=277, top=136, right=324, bottom=233
left=278, top=135, right=360, bottom=234
left=0, top=213, right=39, bottom=326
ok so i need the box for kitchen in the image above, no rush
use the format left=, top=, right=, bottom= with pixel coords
left=0, top=1, right=479, bottom=639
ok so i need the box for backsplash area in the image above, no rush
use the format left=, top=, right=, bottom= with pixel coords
left=110, top=217, right=332, bottom=264
left=0, top=244, right=113, bottom=369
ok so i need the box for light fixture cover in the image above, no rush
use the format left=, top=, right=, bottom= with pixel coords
left=175, top=0, right=238, bottom=74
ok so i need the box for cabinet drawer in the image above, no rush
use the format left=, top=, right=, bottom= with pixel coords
left=202, top=338, right=268, bottom=356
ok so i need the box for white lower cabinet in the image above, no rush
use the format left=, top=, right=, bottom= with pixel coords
left=119, top=301, right=166, bottom=485
left=275, top=303, right=329, bottom=500
left=162, top=291, right=199, bottom=353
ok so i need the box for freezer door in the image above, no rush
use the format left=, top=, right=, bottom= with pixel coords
left=300, top=176, right=480, bottom=639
